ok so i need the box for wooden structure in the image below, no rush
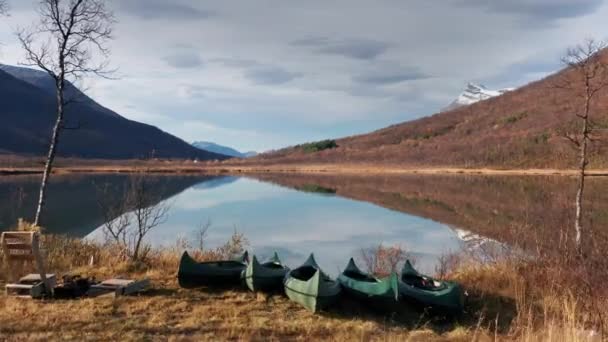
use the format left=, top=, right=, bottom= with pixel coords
left=1, top=231, right=55, bottom=298
left=87, top=278, right=151, bottom=297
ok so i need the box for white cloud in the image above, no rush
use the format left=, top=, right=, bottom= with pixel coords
left=2, top=0, right=608, bottom=151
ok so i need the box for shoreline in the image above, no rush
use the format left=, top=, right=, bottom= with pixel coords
left=2, top=164, right=608, bottom=177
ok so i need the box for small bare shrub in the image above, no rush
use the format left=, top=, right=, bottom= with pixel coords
left=360, top=243, right=411, bottom=278
left=187, top=228, right=249, bottom=262
left=193, top=219, right=211, bottom=253
left=435, top=251, right=463, bottom=280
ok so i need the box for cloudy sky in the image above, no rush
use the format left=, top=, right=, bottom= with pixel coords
left=1, top=0, right=608, bottom=152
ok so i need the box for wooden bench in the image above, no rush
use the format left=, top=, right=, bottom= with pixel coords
left=1, top=231, right=54, bottom=298
left=2, top=231, right=150, bottom=299
left=87, top=278, right=151, bottom=297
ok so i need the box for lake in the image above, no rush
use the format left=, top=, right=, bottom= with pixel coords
left=2, top=173, right=607, bottom=274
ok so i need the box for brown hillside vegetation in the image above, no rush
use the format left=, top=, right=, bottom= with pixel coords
left=232, top=50, right=608, bottom=169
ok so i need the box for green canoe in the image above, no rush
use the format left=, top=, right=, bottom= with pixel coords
left=283, top=254, right=341, bottom=313
left=242, top=252, right=289, bottom=292
left=177, top=251, right=249, bottom=288
left=398, top=260, right=464, bottom=313
left=338, top=258, right=399, bottom=308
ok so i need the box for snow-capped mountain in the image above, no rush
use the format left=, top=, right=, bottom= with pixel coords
left=192, top=141, right=257, bottom=158
left=443, top=83, right=513, bottom=111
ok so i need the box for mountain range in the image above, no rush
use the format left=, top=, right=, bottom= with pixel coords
left=442, top=83, right=513, bottom=111
left=0, top=65, right=228, bottom=160
left=236, top=50, right=608, bottom=169
left=192, top=141, right=257, bottom=158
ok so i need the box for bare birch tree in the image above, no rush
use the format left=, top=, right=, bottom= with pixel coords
left=558, top=39, right=608, bottom=252
left=17, top=0, right=114, bottom=226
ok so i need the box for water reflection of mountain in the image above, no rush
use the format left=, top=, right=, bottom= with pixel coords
left=248, top=173, right=608, bottom=252
left=0, top=174, right=227, bottom=236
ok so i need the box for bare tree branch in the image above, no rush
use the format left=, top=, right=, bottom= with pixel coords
left=555, top=38, right=608, bottom=252
left=18, top=0, right=115, bottom=227
left=97, top=176, right=171, bottom=263
left=0, top=1, right=8, bottom=16
left=561, top=133, right=581, bottom=148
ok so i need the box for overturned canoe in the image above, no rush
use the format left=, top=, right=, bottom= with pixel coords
left=177, top=251, right=249, bottom=288
left=283, top=254, right=341, bottom=313
left=338, top=258, right=399, bottom=308
left=399, top=260, right=464, bottom=313
left=243, top=252, right=289, bottom=292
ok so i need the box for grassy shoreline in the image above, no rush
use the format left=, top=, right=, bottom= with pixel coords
left=3, top=164, right=608, bottom=177
left=0, top=255, right=598, bottom=341
left=1, top=232, right=604, bottom=341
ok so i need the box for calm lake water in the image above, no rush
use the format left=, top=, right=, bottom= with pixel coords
left=2, top=173, right=606, bottom=274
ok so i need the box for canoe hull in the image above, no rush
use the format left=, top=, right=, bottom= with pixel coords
left=177, top=252, right=246, bottom=288
left=399, top=260, right=464, bottom=314
left=398, top=282, right=464, bottom=314
left=244, top=257, right=288, bottom=292
left=283, top=254, right=341, bottom=313
left=245, top=274, right=286, bottom=292
left=338, top=259, right=399, bottom=312
left=284, top=284, right=340, bottom=313
left=179, top=272, right=243, bottom=289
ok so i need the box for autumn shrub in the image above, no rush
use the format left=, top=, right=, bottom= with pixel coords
left=296, top=183, right=336, bottom=194
left=298, top=139, right=338, bottom=153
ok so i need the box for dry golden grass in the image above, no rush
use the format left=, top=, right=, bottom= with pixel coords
left=0, top=263, right=599, bottom=342
left=0, top=266, right=477, bottom=342
left=0, top=231, right=604, bottom=341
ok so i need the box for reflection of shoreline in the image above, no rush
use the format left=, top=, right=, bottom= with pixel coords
left=247, top=173, right=608, bottom=255
left=86, top=177, right=462, bottom=275
left=4, top=164, right=608, bottom=177
left=0, top=174, right=226, bottom=236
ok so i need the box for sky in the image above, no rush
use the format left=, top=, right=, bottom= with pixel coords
left=1, top=0, right=608, bottom=152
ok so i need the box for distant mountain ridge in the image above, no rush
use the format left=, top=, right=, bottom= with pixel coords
left=0, top=64, right=121, bottom=119
left=232, top=50, right=608, bottom=169
left=192, top=141, right=257, bottom=158
left=442, top=83, right=513, bottom=111
left=0, top=65, right=228, bottom=160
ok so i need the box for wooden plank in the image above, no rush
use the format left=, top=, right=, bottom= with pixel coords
left=6, top=284, right=35, bottom=289
left=19, top=274, right=56, bottom=289
left=118, top=278, right=150, bottom=296
left=6, top=282, right=44, bottom=298
left=6, top=250, right=33, bottom=255
left=86, top=285, right=116, bottom=298
left=2, top=232, right=34, bottom=243
left=19, top=274, right=56, bottom=283
left=30, top=233, right=51, bottom=296
left=88, top=278, right=151, bottom=297
left=2, top=232, right=52, bottom=297
left=100, top=279, right=136, bottom=287
left=4, top=238, right=31, bottom=245
left=4, top=254, right=34, bottom=261
left=5, top=243, right=33, bottom=250
left=0, top=233, right=13, bottom=283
